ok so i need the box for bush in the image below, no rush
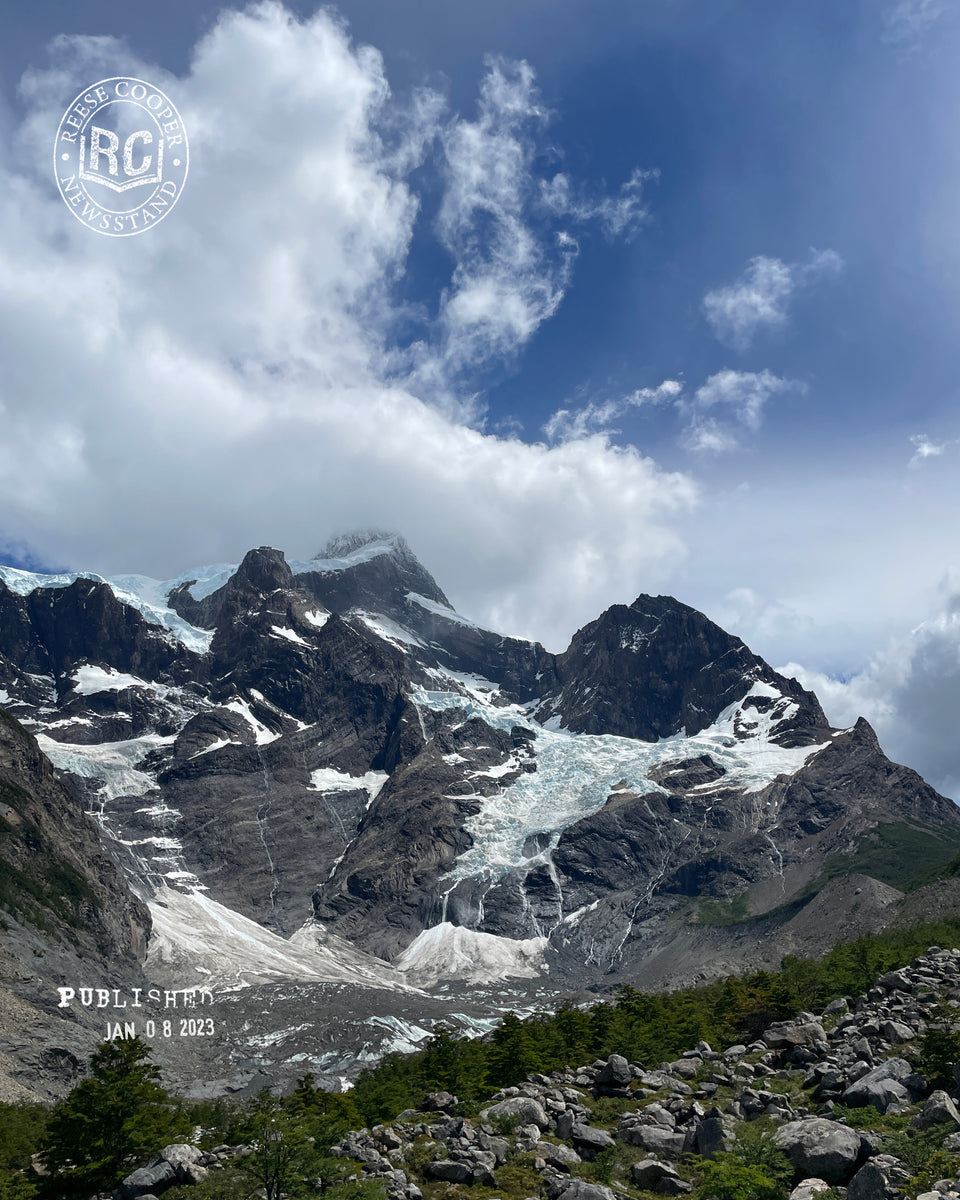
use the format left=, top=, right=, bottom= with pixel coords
left=698, top=1156, right=786, bottom=1200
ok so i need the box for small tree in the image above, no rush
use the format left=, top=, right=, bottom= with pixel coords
left=235, top=1092, right=320, bottom=1200
left=40, top=1037, right=189, bottom=1198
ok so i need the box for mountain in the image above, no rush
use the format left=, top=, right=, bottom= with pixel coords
left=2, top=531, right=959, bottom=1092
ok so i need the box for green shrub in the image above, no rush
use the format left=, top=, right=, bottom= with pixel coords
left=698, top=1155, right=787, bottom=1200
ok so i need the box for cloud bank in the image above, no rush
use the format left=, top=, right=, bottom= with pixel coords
left=782, top=580, right=960, bottom=800
left=0, top=2, right=693, bottom=648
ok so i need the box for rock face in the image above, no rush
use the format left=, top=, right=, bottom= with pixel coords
left=2, top=530, right=960, bottom=1011
left=0, top=707, right=150, bottom=1100
left=534, top=595, right=827, bottom=745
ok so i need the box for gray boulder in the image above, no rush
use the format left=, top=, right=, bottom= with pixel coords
left=546, top=1144, right=582, bottom=1171
left=847, top=1156, right=912, bottom=1200
left=789, top=1180, right=831, bottom=1200
left=842, top=1058, right=913, bottom=1112
left=555, top=1181, right=618, bottom=1200
left=773, top=1118, right=861, bottom=1184
left=763, top=1020, right=827, bottom=1050
left=482, top=1096, right=550, bottom=1129
left=596, top=1054, right=632, bottom=1088
left=160, top=1145, right=207, bottom=1186
left=425, top=1160, right=473, bottom=1184
left=631, top=1160, right=692, bottom=1194
left=570, top=1124, right=616, bottom=1158
left=623, top=1125, right=687, bottom=1159
left=696, top=1117, right=731, bottom=1160
left=118, top=1162, right=177, bottom=1198
left=913, top=1090, right=960, bottom=1130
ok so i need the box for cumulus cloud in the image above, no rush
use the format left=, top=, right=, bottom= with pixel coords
left=0, top=3, right=695, bottom=649
left=780, top=587, right=960, bottom=801
left=682, top=368, right=804, bottom=452
left=703, top=249, right=842, bottom=350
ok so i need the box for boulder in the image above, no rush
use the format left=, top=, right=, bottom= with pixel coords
left=847, top=1156, right=912, bottom=1200
left=554, top=1181, right=618, bottom=1200
left=422, top=1091, right=458, bottom=1111
left=842, top=1058, right=913, bottom=1113
left=773, top=1118, right=861, bottom=1184
left=160, top=1145, right=207, bottom=1186
left=570, top=1124, right=616, bottom=1159
left=546, top=1144, right=582, bottom=1171
left=596, top=1055, right=632, bottom=1088
left=425, top=1160, right=473, bottom=1184
left=631, top=1160, right=692, bottom=1194
left=482, top=1096, right=550, bottom=1129
left=789, top=1180, right=831, bottom=1200
left=696, top=1117, right=731, bottom=1160
left=623, top=1125, right=687, bottom=1159
left=913, top=1090, right=960, bottom=1131
left=763, top=1020, right=827, bottom=1051
left=118, top=1162, right=177, bottom=1198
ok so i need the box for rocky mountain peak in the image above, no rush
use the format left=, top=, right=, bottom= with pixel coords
left=295, top=531, right=452, bottom=624
left=315, top=530, right=401, bottom=559
left=537, top=592, right=827, bottom=745
left=231, top=546, right=294, bottom=595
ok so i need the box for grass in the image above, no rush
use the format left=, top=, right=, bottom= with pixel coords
left=817, top=821, right=960, bottom=894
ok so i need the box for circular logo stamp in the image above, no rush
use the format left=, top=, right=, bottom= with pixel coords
left=54, top=77, right=189, bottom=237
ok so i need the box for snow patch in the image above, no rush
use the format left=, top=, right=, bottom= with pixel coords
left=303, top=610, right=330, bottom=629
left=71, top=666, right=156, bottom=695
left=147, top=891, right=424, bottom=993
left=224, top=699, right=280, bottom=745
left=36, top=732, right=176, bottom=802
left=291, top=534, right=399, bottom=574
left=406, top=592, right=478, bottom=628
left=309, top=768, right=390, bottom=800
left=395, top=923, right=548, bottom=987
left=270, top=625, right=311, bottom=648
left=0, top=565, right=214, bottom=653
left=351, top=610, right=424, bottom=650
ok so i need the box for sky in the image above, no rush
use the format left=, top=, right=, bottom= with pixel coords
left=0, top=1, right=959, bottom=797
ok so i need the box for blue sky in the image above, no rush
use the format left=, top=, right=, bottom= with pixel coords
left=1, top=0, right=959, bottom=796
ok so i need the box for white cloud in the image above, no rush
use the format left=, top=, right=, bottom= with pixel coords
left=703, top=249, right=842, bottom=350
left=543, top=379, right=682, bottom=442
left=780, top=586, right=960, bottom=800
left=544, top=369, right=797, bottom=454
left=540, top=166, right=654, bottom=239
left=0, top=4, right=695, bottom=651
left=884, top=0, right=955, bottom=43
left=681, top=368, right=803, bottom=451
left=909, top=433, right=951, bottom=466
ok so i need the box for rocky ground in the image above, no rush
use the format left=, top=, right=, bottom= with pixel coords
left=99, top=945, right=960, bottom=1200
